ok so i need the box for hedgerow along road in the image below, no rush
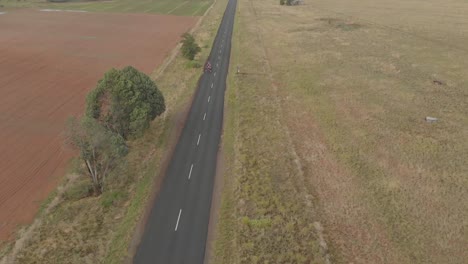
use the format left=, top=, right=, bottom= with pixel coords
left=134, top=0, right=237, bottom=262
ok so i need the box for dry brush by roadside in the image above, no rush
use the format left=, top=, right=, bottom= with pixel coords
left=213, top=0, right=328, bottom=262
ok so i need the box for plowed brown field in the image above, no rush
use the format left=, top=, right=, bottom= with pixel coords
left=0, top=9, right=197, bottom=241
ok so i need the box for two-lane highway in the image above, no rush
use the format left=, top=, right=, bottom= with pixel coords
left=134, top=0, right=237, bottom=263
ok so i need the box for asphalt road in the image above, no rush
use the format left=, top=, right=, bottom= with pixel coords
left=133, top=0, right=237, bottom=263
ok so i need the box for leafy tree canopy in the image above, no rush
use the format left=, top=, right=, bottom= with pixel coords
left=181, top=33, right=201, bottom=60
left=86, top=66, right=165, bottom=139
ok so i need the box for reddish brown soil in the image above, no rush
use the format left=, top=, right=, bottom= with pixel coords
left=0, top=9, right=197, bottom=241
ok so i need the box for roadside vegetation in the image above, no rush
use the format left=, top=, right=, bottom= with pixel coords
left=0, top=0, right=228, bottom=262
left=181, top=33, right=202, bottom=68
left=85, top=66, right=166, bottom=140
left=215, top=0, right=468, bottom=263
left=66, top=66, right=165, bottom=195
left=181, top=33, right=201, bottom=61
left=0, top=0, right=212, bottom=15
left=213, top=1, right=327, bottom=263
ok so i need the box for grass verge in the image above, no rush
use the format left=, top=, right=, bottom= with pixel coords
left=213, top=0, right=327, bottom=263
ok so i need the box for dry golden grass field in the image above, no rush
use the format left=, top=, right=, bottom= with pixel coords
left=215, top=0, right=467, bottom=263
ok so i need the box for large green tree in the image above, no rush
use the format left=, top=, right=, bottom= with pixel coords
left=86, top=66, right=165, bottom=139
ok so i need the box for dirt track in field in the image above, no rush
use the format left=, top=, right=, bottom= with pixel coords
left=0, top=9, right=197, bottom=241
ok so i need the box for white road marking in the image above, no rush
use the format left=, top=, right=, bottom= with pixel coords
left=217, top=63, right=219, bottom=67
left=203, top=113, right=206, bottom=120
left=214, top=72, right=217, bottom=76
left=208, top=96, right=211, bottom=102
left=211, top=83, right=214, bottom=88
left=197, top=134, right=201, bottom=145
left=218, top=56, right=221, bottom=60
left=175, top=209, right=182, bottom=231
left=188, top=164, right=193, bottom=179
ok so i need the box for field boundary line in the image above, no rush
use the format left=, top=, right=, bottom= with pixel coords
left=167, top=1, right=189, bottom=14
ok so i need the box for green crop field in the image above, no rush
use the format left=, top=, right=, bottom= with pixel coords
left=0, top=0, right=211, bottom=16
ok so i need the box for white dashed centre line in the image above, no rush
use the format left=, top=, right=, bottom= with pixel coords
left=208, top=96, right=211, bottom=102
left=197, top=134, right=201, bottom=145
left=175, top=209, right=182, bottom=231
left=211, top=83, right=214, bottom=88
left=188, top=164, right=193, bottom=179
left=203, top=113, right=206, bottom=120
left=214, top=72, right=216, bottom=76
